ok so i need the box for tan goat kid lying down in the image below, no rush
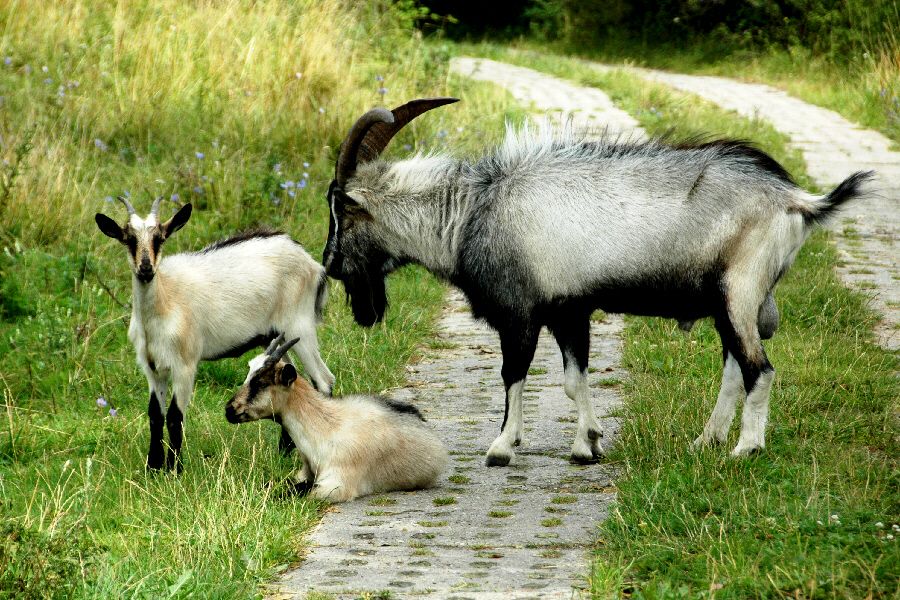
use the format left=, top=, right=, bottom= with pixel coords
left=225, top=336, right=448, bottom=502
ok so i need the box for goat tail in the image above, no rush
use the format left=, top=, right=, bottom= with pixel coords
left=314, top=269, right=328, bottom=323
left=800, top=170, right=876, bottom=227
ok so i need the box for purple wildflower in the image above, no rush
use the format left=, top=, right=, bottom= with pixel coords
left=375, top=74, right=384, bottom=82
left=287, top=190, right=295, bottom=198
left=302, top=162, right=310, bottom=168
left=378, top=87, right=387, bottom=96
left=402, top=144, right=412, bottom=151
left=170, top=193, right=179, bottom=202
left=109, top=407, right=117, bottom=417
left=104, top=196, right=114, bottom=203
left=298, top=179, right=307, bottom=189
left=96, top=396, right=108, bottom=408
left=94, top=138, right=108, bottom=151
left=273, top=163, right=282, bottom=174
left=43, top=77, right=53, bottom=85
left=3, top=57, right=11, bottom=67
left=193, top=186, right=204, bottom=195
left=195, top=151, right=205, bottom=160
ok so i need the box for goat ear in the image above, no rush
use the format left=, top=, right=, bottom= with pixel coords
left=278, top=363, right=298, bottom=387
left=95, top=213, right=124, bottom=241
left=338, top=192, right=372, bottom=221
left=162, top=203, right=192, bottom=238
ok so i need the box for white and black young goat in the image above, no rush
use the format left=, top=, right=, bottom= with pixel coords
left=95, top=198, right=335, bottom=470
left=322, top=98, right=874, bottom=465
left=225, top=335, right=447, bottom=502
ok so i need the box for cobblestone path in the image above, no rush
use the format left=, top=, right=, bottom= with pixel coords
left=271, top=59, right=647, bottom=598
left=592, top=64, right=900, bottom=350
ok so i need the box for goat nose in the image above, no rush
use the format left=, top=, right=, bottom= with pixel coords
left=139, top=258, right=152, bottom=271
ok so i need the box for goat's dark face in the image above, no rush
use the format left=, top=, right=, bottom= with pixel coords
left=225, top=354, right=297, bottom=424
left=324, top=182, right=391, bottom=327
left=95, top=202, right=192, bottom=284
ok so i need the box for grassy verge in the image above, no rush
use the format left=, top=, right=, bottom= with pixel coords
left=454, top=47, right=899, bottom=597
left=0, top=3, right=518, bottom=597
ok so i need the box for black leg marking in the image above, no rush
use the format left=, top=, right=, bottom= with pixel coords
left=486, top=325, right=539, bottom=468
left=147, top=392, right=165, bottom=470
left=278, top=424, right=296, bottom=455
left=166, top=396, right=184, bottom=473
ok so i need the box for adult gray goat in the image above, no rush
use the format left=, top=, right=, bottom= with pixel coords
left=323, top=97, right=872, bottom=465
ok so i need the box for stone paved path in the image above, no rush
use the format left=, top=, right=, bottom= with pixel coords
left=590, top=64, right=900, bottom=350
left=271, top=60, right=647, bottom=598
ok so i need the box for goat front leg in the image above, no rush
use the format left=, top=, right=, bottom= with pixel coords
left=289, top=322, right=335, bottom=396
left=167, top=365, right=196, bottom=472
left=486, top=326, right=539, bottom=467
left=146, top=370, right=168, bottom=471
left=550, top=313, right=603, bottom=463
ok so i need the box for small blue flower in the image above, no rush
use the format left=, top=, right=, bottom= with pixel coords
left=273, top=162, right=282, bottom=174
left=123, top=190, right=131, bottom=198
left=272, top=197, right=281, bottom=206
left=195, top=151, right=205, bottom=160
left=375, top=74, right=384, bottom=82
left=193, top=186, right=204, bottom=195
left=437, top=129, right=448, bottom=138
left=402, top=144, right=412, bottom=151
left=302, top=172, right=309, bottom=179
left=318, top=107, right=325, bottom=114
left=302, top=162, right=310, bottom=168
left=94, top=138, right=108, bottom=151
left=96, top=396, right=107, bottom=408
left=298, top=179, right=307, bottom=189
left=43, top=77, right=53, bottom=85
left=378, top=87, right=387, bottom=96
left=3, top=57, right=11, bottom=66
left=104, top=196, right=114, bottom=203
left=109, top=407, right=117, bottom=417
left=287, top=190, right=295, bottom=198
left=280, top=180, right=295, bottom=189
left=170, top=193, right=179, bottom=202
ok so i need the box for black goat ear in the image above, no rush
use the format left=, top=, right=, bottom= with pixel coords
left=162, top=203, right=192, bottom=238
left=279, top=363, right=298, bottom=387
left=95, top=213, right=124, bottom=241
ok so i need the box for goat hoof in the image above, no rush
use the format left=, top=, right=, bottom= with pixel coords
left=146, top=451, right=165, bottom=471
left=587, top=428, right=603, bottom=441
left=513, top=438, right=522, bottom=447
left=485, top=453, right=511, bottom=467
left=570, top=452, right=599, bottom=465
left=730, top=444, right=763, bottom=458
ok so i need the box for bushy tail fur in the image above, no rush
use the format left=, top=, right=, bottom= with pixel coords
left=803, top=170, right=875, bottom=226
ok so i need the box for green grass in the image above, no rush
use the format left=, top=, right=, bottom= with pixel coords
left=467, top=48, right=899, bottom=598
left=0, top=3, right=521, bottom=597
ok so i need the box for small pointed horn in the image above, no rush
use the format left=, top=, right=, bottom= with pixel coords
left=261, top=336, right=300, bottom=371
left=117, top=195, right=136, bottom=216
left=265, top=333, right=285, bottom=356
left=150, top=195, right=163, bottom=217
left=334, top=97, right=460, bottom=187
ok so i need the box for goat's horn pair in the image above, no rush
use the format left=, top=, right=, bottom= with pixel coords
left=262, top=334, right=300, bottom=370
left=117, top=195, right=136, bottom=216
left=334, top=97, right=460, bottom=188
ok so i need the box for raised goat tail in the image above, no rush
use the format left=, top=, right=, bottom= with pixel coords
left=803, top=170, right=876, bottom=227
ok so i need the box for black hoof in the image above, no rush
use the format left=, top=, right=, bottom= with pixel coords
left=146, top=450, right=164, bottom=471
left=570, top=453, right=599, bottom=465
left=166, top=450, right=183, bottom=474
left=485, top=454, right=511, bottom=467
left=587, top=428, right=603, bottom=441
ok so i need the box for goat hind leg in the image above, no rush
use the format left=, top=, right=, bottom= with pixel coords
left=694, top=351, right=744, bottom=448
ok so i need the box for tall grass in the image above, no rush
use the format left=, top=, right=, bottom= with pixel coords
left=0, top=2, right=519, bottom=597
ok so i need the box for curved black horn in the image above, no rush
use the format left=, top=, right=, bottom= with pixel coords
left=335, top=108, right=395, bottom=188
left=117, top=195, right=136, bottom=216
left=264, top=333, right=285, bottom=356
left=334, top=97, right=460, bottom=187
